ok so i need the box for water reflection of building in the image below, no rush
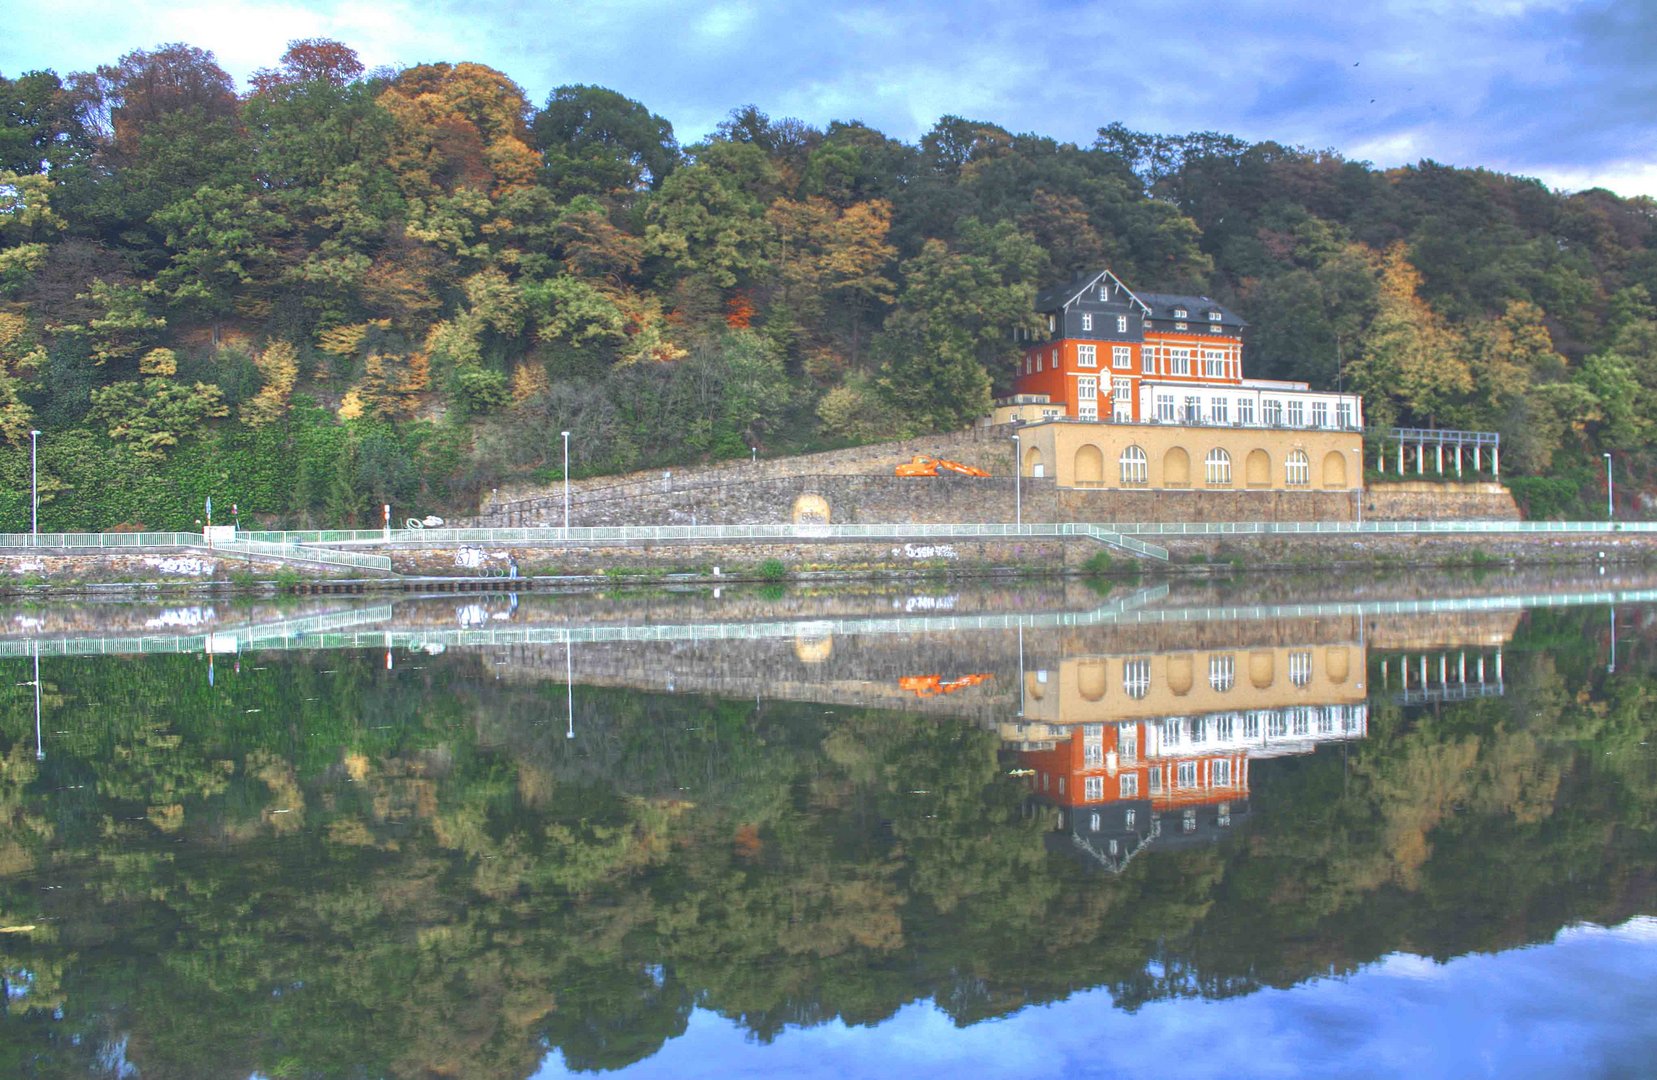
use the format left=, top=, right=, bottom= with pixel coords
left=1013, top=642, right=1370, bottom=872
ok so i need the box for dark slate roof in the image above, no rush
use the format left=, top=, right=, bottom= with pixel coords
left=1136, top=291, right=1247, bottom=329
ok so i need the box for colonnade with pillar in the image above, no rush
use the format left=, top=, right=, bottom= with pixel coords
left=1373, top=427, right=1500, bottom=480
left=1379, top=647, right=1505, bottom=705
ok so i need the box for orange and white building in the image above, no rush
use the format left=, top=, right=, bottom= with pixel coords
left=992, top=270, right=1366, bottom=495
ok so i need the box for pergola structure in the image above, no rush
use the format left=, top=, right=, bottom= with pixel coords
left=1374, top=427, right=1500, bottom=479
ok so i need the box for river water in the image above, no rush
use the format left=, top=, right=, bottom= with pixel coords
left=1, top=570, right=1654, bottom=1078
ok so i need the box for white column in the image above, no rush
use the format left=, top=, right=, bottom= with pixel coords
left=1477, top=654, right=1486, bottom=684
left=1474, top=446, right=1481, bottom=472
left=1456, top=446, right=1463, bottom=478
left=1398, top=442, right=1405, bottom=474
left=1436, top=444, right=1443, bottom=475
left=1419, top=654, right=1428, bottom=687
left=1493, top=445, right=1500, bottom=479
left=1381, top=658, right=1389, bottom=687
left=1417, top=442, right=1424, bottom=475
left=1496, top=650, right=1504, bottom=683
left=1458, top=652, right=1466, bottom=684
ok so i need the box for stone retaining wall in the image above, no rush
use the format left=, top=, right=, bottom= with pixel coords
left=474, top=430, right=1518, bottom=528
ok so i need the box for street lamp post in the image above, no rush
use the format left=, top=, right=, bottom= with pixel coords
left=1604, top=452, right=1614, bottom=521
left=1011, top=433, right=1022, bottom=527
left=29, top=429, right=40, bottom=545
left=561, top=431, right=571, bottom=535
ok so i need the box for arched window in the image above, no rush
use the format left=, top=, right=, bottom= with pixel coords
left=1120, top=445, right=1148, bottom=485
left=1209, top=654, right=1235, bottom=692
left=1205, top=447, right=1232, bottom=486
left=1285, top=450, right=1310, bottom=487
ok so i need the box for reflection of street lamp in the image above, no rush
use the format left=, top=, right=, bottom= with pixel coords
left=29, top=429, right=40, bottom=545
left=561, top=431, right=571, bottom=536
left=33, top=641, right=43, bottom=762
left=1604, top=452, right=1614, bottom=521
left=1011, top=433, right=1022, bottom=527
left=565, top=628, right=575, bottom=739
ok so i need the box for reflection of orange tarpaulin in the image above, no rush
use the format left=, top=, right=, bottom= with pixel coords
left=894, top=455, right=991, bottom=477
left=899, top=673, right=994, bottom=698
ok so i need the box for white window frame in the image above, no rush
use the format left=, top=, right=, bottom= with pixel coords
left=1173, top=307, right=1188, bottom=319
left=1157, top=395, right=1176, bottom=422
left=1082, top=312, right=1093, bottom=332
left=1238, top=398, right=1255, bottom=425
left=1176, top=761, right=1198, bottom=788
left=1084, top=775, right=1104, bottom=801
left=1077, top=376, right=1098, bottom=401
left=1337, top=401, right=1353, bottom=429
left=1120, top=773, right=1139, bottom=798
left=1170, top=349, right=1191, bottom=376
left=1120, top=445, right=1149, bottom=486
left=1205, top=448, right=1232, bottom=486
left=1141, top=347, right=1156, bottom=374
left=1211, top=397, right=1229, bottom=424
left=1287, top=399, right=1305, bottom=427
left=1123, top=657, right=1151, bottom=698
left=1213, top=759, right=1233, bottom=786
left=1203, top=350, right=1225, bottom=378
left=1112, top=345, right=1131, bottom=369
left=1077, top=344, right=1097, bottom=367
left=1263, top=399, right=1284, bottom=426
left=1312, top=401, right=1328, bottom=428
left=1116, top=315, right=1128, bottom=333
left=1289, top=650, right=1313, bottom=687
left=1286, top=450, right=1310, bottom=487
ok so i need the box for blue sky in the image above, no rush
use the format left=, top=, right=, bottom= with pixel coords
left=3, top=0, right=1655, bottom=197
left=532, top=917, right=1657, bottom=1079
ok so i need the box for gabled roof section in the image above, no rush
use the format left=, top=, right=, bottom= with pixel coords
left=1137, top=291, right=1247, bottom=329
left=1035, top=269, right=1151, bottom=317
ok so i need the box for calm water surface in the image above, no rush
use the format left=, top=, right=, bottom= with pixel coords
left=2, top=573, right=1654, bottom=1078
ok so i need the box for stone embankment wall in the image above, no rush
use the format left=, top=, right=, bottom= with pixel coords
left=0, top=550, right=313, bottom=589
left=471, top=429, right=1519, bottom=528
left=1364, top=482, right=1518, bottom=521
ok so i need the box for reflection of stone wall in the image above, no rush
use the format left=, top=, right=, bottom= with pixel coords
left=390, top=539, right=1074, bottom=576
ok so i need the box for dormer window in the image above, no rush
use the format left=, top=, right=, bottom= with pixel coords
left=1116, top=315, right=1128, bottom=333
left=1208, top=310, right=1221, bottom=321
left=1099, top=286, right=1108, bottom=301
left=1173, top=307, right=1188, bottom=319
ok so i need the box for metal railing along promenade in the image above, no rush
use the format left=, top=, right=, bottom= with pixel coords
left=0, top=531, right=393, bottom=572
left=1066, top=519, right=1657, bottom=537
left=5, top=585, right=1656, bottom=661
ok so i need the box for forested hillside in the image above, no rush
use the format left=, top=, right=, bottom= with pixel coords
left=1, top=40, right=1653, bottom=528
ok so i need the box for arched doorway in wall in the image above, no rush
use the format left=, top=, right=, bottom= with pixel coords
left=1164, top=446, right=1191, bottom=487
left=1326, top=646, right=1350, bottom=683
left=792, top=493, right=831, bottom=524
left=1166, top=655, right=1193, bottom=695
left=1075, top=444, right=1104, bottom=486
left=1077, top=660, right=1107, bottom=702
left=1323, top=450, right=1348, bottom=488
left=1024, top=445, right=1045, bottom=478
left=1249, top=650, right=1275, bottom=689
left=1245, top=449, right=1271, bottom=488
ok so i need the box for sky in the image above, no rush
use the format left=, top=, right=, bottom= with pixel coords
left=533, top=917, right=1657, bottom=1079
left=2, top=0, right=1655, bottom=197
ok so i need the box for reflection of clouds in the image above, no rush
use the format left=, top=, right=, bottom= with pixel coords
left=532, top=917, right=1657, bottom=1079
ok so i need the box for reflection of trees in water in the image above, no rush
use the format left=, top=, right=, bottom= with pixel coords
left=0, top=607, right=1651, bottom=1076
